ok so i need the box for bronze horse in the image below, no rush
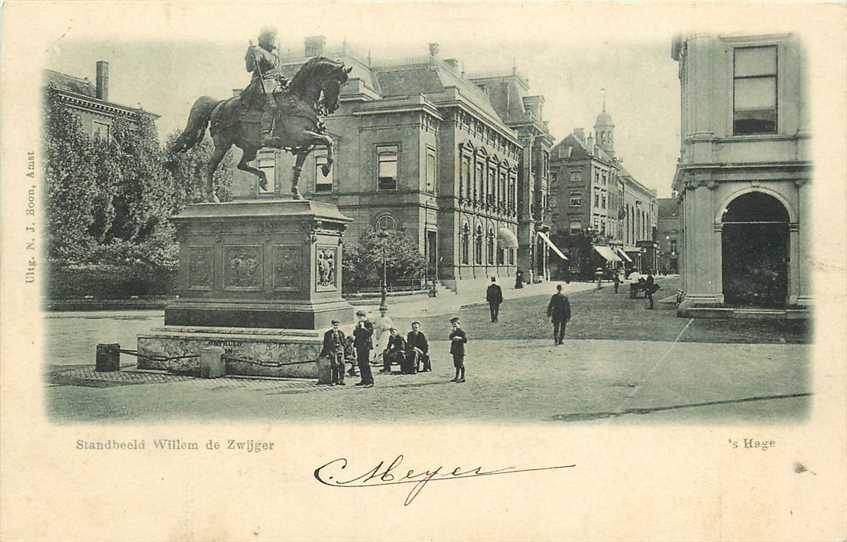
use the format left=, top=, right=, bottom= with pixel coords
left=170, top=57, right=352, bottom=201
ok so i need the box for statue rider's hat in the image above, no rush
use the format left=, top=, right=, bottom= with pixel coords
left=258, top=27, right=278, bottom=50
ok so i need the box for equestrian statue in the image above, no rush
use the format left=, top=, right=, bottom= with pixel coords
left=170, top=28, right=352, bottom=201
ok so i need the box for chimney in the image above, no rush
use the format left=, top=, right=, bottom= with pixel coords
left=304, top=35, right=326, bottom=57
left=443, top=58, right=460, bottom=72
left=428, top=42, right=440, bottom=59
left=573, top=128, right=585, bottom=141
left=95, top=61, right=109, bottom=101
left=523, top=95, right=544, bottom=121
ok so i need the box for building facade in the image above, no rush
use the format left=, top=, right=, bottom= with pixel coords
left=656, top=197, right=681, bottom=274
left=671, top=33, right=811, bottom=308
left=232, top=38, right=557, bottom=292
left=44, top=61, right=156, bottom=138
left=549, top=106, right=657, bottom=276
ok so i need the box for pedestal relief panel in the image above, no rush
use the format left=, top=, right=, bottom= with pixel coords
left=315, top=245, right=338, bottom=292
left=187, top=246, right=214, bottom=290
left=273, top=245, right=302, bottom=293
left=223, top=245, right=262, bottom=291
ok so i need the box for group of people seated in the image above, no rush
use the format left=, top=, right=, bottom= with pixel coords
left=379, top=321, right=431, bottom=375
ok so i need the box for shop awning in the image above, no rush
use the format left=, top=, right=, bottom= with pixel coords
left=616, top=248, right=633, bottom=263
left=497, top=227, right=519, bottom=249
left=593, top=245, right=621, bottom=263
left=537, top=231, right=568, bottom=261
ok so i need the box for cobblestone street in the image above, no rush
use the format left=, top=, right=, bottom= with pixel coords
left=46, top=277, right=812, bottom=423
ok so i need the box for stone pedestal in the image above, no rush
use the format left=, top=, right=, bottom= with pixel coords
left=164, top=199, right=353, bottom=329
left=137, top=199, right=353, bottom=379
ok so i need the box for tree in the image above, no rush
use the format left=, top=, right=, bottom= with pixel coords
left=163, top=130, right=235, bottom=206
left=44, top=85, right=101, bottom=263
left=343, top=227, right=426, bottom=291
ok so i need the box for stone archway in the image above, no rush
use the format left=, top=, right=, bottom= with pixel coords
left=721, top=191, right=790, bottom=307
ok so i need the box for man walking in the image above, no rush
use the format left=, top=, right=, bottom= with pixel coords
left=646, top=270, right=657, bottom=310
left=486, top=277, right=503, bottom=323
left=546, top=284, right=571, bottom=345
left=352, top=310, right=374, bottom=387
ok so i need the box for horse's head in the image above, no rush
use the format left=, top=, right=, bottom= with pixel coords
left=288, top=57, right=352, bottom=115
left=319, top=63, right=352, bottom=114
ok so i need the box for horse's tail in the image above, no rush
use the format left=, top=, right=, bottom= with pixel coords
left=169, top=96, right=220, bottom=153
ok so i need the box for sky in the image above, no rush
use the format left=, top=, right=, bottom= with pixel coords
left=45, top=18, right=681, bottom=197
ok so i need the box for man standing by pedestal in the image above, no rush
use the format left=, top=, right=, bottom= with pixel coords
left=321, top=320, right=346, bottom=385
left=486, top=277, right=503, bottom=323
left=546, top=284, right=571, bottom=346
left=353, top=310, right=374, bottom=387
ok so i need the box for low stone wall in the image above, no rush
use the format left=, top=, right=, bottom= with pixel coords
left=138, top=326, right=321, bottom=378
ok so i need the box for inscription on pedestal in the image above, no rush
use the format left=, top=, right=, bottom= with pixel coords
left=224, top=245, right=262, bottom=291
left=187, top=246, right=213, bottom=290
left=316, top=246, right=338, bottom=291
left=273, top=245, right=302, bottom=293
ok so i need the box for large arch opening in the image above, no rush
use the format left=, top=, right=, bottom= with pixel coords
left=721, top=191, right=789, bottom=307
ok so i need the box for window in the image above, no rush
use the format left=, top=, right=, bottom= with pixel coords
left=475, top=162, right=483, bottom=200
left=92, top=121, right=110, bottom=141
left=488, top=166, right=496, bottom=203
left=593, top=215, right=600, bottom=230
left=569, top=221, right=582, bottom=234
left=734, top=45, right=777, bottom=135
left=375, top=214, right=398, bottom=231
left=497, top=247, right=505, bottom=265
left=487, top=227, right=495, bottom=265
left=461, top=157, right=471, bottom=199
left=425, top=148, right=436, bottom=194
left=594, top=170, right=600, bottom=185
left=314, top=149, right=332, bottom=193
left=670, top=239, right=677, bottom=255
left=377, top=145, right=398, bottom=190
left=461, top=223, right=470, bottom=264
left=569, top=171, right=581, bottom=184
left=569, top=192, right=582, bottom=207
left=474, top=225, right=483, bottom=264
left=602, top=194, right=607, bottom=209
left=499, top=171, right=507, bottom=205
left=257, top=151, right=276, bottom=194
left=594, top=192, right=600, bottom=208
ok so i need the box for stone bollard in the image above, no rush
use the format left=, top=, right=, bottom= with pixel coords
left=95, top=343, right=121, bottom=372
left=198, top=347, right=225, bottom=378
left=316, top=354, right=333, bottom=385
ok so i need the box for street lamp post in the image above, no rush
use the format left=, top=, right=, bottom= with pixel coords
left=378, top=230, right=389, bottom=316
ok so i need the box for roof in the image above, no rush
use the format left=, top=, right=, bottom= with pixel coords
left=373, top=62, right=507, bottom=130
left=551, top=133, right=615, bottom=164
left=44, top=69, right=96, bottom=97
left=595, top=110, right=614, bottom=126
left=657, top=198, right=679, bottom=218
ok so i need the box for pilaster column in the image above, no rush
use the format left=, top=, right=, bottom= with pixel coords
left=795, top=179, right=812, bottom=305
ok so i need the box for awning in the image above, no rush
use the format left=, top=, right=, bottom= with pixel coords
left=497, top=227, right=519, bottom=249
left=593, top=245, right=621, bottom=263
left=616, top=248, right=633, bottom=263
left=537, top=231, right=568, bottom=261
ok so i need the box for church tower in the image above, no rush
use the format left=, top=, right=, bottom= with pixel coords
left=594, top=88, right=615, bottom=158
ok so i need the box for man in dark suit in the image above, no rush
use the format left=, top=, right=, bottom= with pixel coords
left=381, top=327, right=407, bottom=373
left=546, top=284, right=572, bottom=345
left=321, top=320, right=347, bottom=385
left=486, top=277, right=504, bottom=323
left=645, top=271, right=657, bottom=309
left=352, top=310, right=374, bottom=387
left=406, top=321, right=430, bottom=373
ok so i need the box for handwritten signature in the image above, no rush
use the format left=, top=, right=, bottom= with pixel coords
left=314, top=454, right=576, bottom=506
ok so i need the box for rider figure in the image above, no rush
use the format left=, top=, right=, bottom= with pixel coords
left=243, top=28, right=288, bottom=135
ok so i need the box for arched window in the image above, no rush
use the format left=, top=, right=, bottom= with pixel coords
left=461, top=222, right=470, bottom=265
left=474, top=225, right=483, bottom=265
left=375, top=214, right=398, bottom=232
left=487, top=226, right=495, bottom=265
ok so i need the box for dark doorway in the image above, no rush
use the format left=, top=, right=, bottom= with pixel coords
left=721, top=192, right=789, bottom=307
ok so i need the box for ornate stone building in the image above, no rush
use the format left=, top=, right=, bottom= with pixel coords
left=549, top=105, right=657, bottom=276
left=232, top=38, right=558, bottom=292
left=671, top=33, right=811, bottom=310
